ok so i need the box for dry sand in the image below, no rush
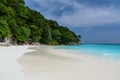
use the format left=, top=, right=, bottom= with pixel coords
left=0, top=46, right=33, bottom=80
left=19, top=46, right=120, bottom=80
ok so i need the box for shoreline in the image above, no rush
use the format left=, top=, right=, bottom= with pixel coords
left=19, top=46, right=120, bottom=80
left=51, top=45, right=120, bottom=63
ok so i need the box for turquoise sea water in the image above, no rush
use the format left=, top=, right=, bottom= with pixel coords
left=54, top=44, right=120, bottom=61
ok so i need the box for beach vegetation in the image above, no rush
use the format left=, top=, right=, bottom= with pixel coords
left=0, top=0, right=81, bottom=45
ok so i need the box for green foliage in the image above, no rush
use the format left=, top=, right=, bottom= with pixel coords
left=8, top=19, right=20, bottom=40
left=16, top=26, right=30, bottom=42
left=0, top=0, right=81, bottom=45
left=0, top=3, right=7, bottom=16
left=0, top=20, right=12, bottom=38
left=29, top=25, right=42, bottom=42
left=18, top=0, right=25, bottom=5
left=40, top=25, right=52, bottom=44
left=17, top=5, right=29, bottom=19
left=51, top=29, right=62, bottom=43
left=59, top=26, right=80, bottom=44
left=49, top=40, right=59, bottom=45
left=7, top=7, right=16, bottom=18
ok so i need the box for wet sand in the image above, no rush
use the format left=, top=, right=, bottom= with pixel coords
left=19, top=46, right=120, bottom=80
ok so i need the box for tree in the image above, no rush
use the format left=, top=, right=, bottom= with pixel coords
left=40, top=25, right=52, bottom=44
left=0, top=0, right=81, bottom=45
left=0, top=20, right=12, bottom=38
left=16, top=26, right=30, bottom=43
left=18, top=0, right=25, bottom=5
left=29, top=25, right=42, bottom=42
left=51, top=29, right=62, bottom=43
left=0, top=3, right=7, bottom=16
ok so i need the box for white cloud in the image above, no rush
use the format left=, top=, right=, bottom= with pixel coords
left=25, top=0, right=120, bottom=27
left=58, top=5, right=120, bottom=27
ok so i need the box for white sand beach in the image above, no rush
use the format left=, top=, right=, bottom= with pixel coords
left=18, top=46, right=120, bottom=80
left=0, top=45, right=120, bottom=80
left=0, top=45, right=34, bottom=80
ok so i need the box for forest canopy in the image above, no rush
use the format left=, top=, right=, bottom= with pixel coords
left=0, top=0, right=81, bottom=45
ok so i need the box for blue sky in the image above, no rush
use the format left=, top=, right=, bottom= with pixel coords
left=25, top=0, right=120, bottom=44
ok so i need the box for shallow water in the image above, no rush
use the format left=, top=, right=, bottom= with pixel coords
left=54, top=44, right=120, bottom=61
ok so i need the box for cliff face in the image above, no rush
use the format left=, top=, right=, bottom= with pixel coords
left=0, top=0, right=80, bottom=45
